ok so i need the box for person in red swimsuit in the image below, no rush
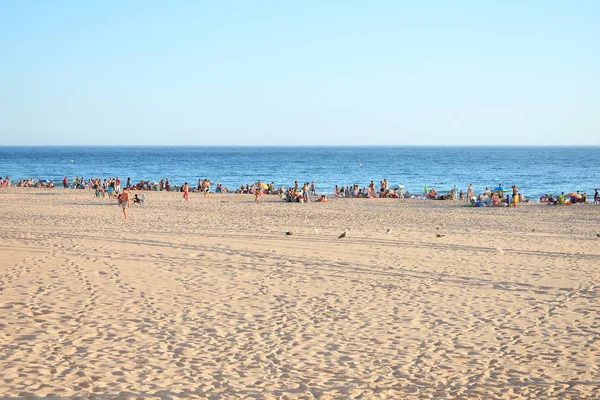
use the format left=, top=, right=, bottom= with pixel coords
left=183, top=182, right=189, bottom=201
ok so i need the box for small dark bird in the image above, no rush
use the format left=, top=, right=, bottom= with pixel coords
left=436, top=227, right=444, bottom=238
left=285, top=232, right=293, bottom=236
left=532, top=229, right=535, bottom=232
left=386, top=228, right=392, bottom=234
left=338, top=229, right=348, bottom=239
left=596, top=232, right=600, bottom=238
left=436, top=233, right=445, bottom=238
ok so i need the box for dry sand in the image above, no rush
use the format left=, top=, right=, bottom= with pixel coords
left=1, top=188, right=599, bottom=399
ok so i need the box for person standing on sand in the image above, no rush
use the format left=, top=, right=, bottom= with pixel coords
left=302, top=182, right=309, bottom=202
left=594, top=189, right=599, bottom=205
left=310, top=181, right=316, bottom=196
left=204, top=179, right=211, bottom=197
left=512, top=185, right=519, bottom=207
left=467, top=184, right=473, bottom=201
left=120, top=188, right=131, bottom=220
left=183, top=182, right=189, bottom=201
left=255, top=187, right=262, bottom=204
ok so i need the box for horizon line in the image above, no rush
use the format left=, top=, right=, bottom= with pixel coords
left=2, top=144, right=600, bottom=148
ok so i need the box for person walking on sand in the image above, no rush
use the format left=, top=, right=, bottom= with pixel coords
left=595, top=189, right=599, bottom=205
left=183, top=182, right=189, bottom=201
left=467, top=184, right=473, bottom=201
left=120, top=188, right=131, bottom=220
left=255, top=187, right=262, bottom=204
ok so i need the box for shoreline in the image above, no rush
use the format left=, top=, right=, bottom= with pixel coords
left=2, top=185, right=600, bottom=206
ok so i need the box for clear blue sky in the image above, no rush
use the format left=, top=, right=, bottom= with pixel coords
left=1, top=1, right=598, bottom=145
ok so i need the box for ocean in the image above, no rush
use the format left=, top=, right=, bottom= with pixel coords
left=0, top=146, right=598, bottom=199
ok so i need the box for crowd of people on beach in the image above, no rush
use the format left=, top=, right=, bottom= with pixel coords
left=331, top=179, right=411, bottom=199
left=2, top=175, right=599, bottom=206
left=539, top=190, right=598, bottom=206
left=458, top=184, right=525, bottom=207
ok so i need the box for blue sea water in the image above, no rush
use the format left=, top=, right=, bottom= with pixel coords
left=0, top=146, right=599, bottom=199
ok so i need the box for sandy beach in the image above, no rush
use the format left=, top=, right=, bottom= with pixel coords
left=1, top=188, right=599, bottom=399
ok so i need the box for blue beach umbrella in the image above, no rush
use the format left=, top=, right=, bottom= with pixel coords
left=493, top=186, right=506, bottom=191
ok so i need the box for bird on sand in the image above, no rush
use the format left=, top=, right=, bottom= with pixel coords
left=338, top=229, right=348, bottom=239
left=435, top=228, right=445, bottom=238
left=386, top=228, right=392, bottom=234
left=314, top=227, right=319, bottom=234
left=596, top=232, right=600, bottom=238
left=285, top=232, right=293, bottom=236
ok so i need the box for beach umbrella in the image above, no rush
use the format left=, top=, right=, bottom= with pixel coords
left=256, top=182, right=268, bottom=189
left=566, top=192, right=581, bottom=198
left=397, top=184, right=405, bottom=189
left=493, top=186, right=506, bottom=191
